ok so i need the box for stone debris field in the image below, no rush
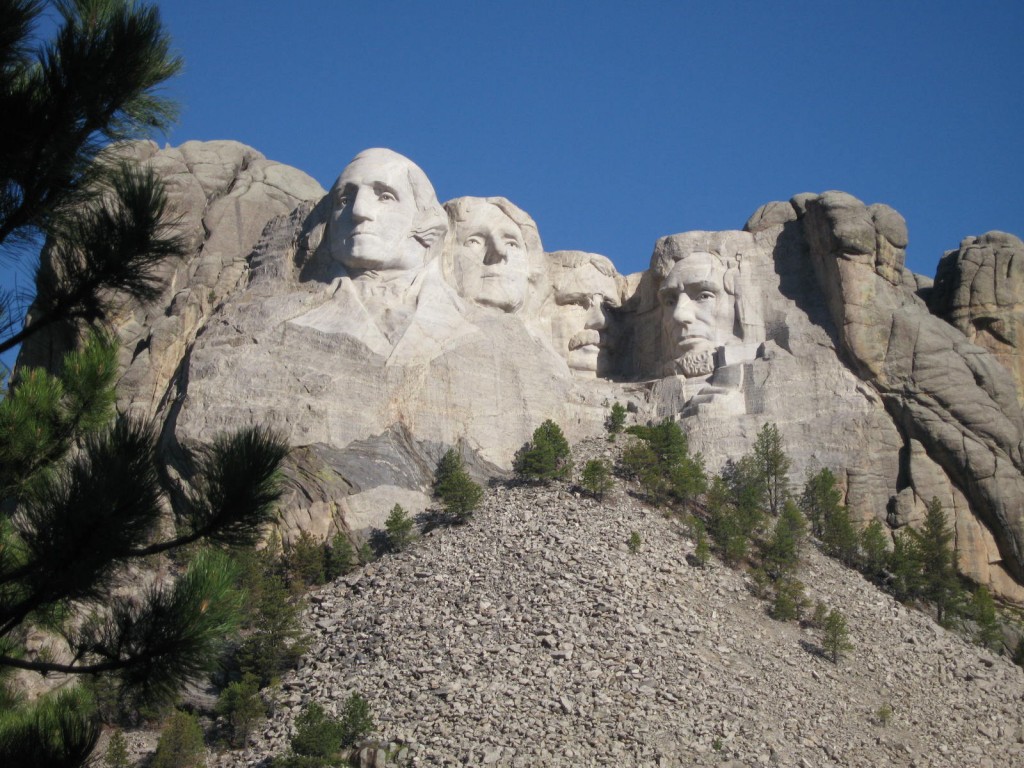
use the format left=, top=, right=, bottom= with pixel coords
left=220, top=445, right=1024, bottom=768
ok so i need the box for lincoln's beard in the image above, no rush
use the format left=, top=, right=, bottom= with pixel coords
left=675, top=348, right=716, bottom=377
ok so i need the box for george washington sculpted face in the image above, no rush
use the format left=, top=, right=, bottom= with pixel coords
left=327, top=148, right=445, bottom=276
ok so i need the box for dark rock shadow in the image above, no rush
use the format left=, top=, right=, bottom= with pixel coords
left=799, top=638, right=827, bottom=660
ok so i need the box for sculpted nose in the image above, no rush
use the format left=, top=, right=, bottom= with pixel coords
left=483, top=240, right=507, bottom=266
left=350, top=190, right=374, bottom=222
left=584, top=296, right=608, bottom=330
left=673, top=295, right=696, bottom=326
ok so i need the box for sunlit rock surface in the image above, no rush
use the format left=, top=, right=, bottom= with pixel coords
left=18, top=142, right=1024, bottom=601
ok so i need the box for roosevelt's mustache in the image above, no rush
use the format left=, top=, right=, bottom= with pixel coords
left=568, top=329, right=608, bottom=350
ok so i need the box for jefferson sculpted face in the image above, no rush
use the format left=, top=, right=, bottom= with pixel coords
left=550, top=254, right=621, bottom=376
left=327, top=149, right=443, bottom=275
left=450, top=200, right=531, bottom=313
left=659, top=252, right=736, bottom=377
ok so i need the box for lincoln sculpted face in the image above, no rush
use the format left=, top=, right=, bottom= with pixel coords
left=659, top=251, right=737, bottom=377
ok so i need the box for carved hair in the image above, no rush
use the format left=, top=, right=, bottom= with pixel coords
left=547, top=250, right=624, bottom=307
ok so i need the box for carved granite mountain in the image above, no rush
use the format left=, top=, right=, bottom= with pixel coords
left=16, top=141, right=1024, bottom=602
left=928, top=231, right=1024, bottom=406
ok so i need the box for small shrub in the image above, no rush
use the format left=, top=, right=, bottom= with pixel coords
left=970, top=586, right=1001, bottom=650
left=290, top=694, right=373, bottom=762
left=821, top=503, right=859, bottom=566
left=338, top=692, right=374, bottom=748
left=769, top=576, right=807, bottom=622
left=810, top=600, right=829, bottom=629
left=622, top=420, right=706, bottom=506
left=357, top=541, right=376, bottom=564
left=628, top=531, right=642, bottom=554
left=384, top=504, right=415, bottom=552
left=875, top=703, right=893, bottom=727
left=859, top=518, right=889, bottom=577
left=290, top=703, right=343, bottom=760
left=690, top=517, right=710, bottom=567
left=433, top=448, right=484, bottom=520
left=324, top=532, right=356, bottom=580
left=761, top=500, right=806, bottom=578
left=822, top=609, right=853, bottom=663
left=580, top=459, right=613, bottom=500
left=284, top=531, right=326, bottom=592
left=215, top=673, right=266, bottom=748
left=232, top=548, right=308, bottom=687
left=104, top=730, right=130, bottom=768
left=152, top=710, right=206, bottom=768
left=513, top=420, right=572, bottom=482
left=606, top=402, right=627, bottom=439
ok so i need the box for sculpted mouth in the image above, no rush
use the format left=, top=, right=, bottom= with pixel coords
left=677, top=335, right=713, bottom=350
left=569, top=329, right=604, bottom=350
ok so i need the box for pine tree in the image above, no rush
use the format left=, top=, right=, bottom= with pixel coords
left=232, top=545, right=308, bottom=688
left=859, top=518, right=889, bottom=578
left=706, top=475, right=748, bottom=566
left=0, top=0, right=184, bottom=357
left=622, top=420, right=706, bottom=506
left=911, top=497, right=963, bottom=625
left=433, top=448, right=484, bottom=521
left=799, top=467, right=843, bottom=538
left=761, top=499, right=807, bottom=578
left=752, top=422, right=790, bottom=516
left=152, top=710, right=206, bottom=768
left=821, top=502, right=859, bottom=566
left=606, top=402, right=627, bottom=439
left=0, top=6, right=290, bottom=767
left=580, top=458, right=613, bottom=500
left=103, top=730, right=130, bottom=768
left=385, top=503, right=416, bottom=551
left=215, top=673, right=266, bottom=748
left=324, top=531, right=356, bottom=580
left=822, top=609, right=853, bottom=664
left=513, top=420, right=572, bottom=482
left=970, top=586, right=1001, bottom=650
left=889, top=529, right=923, bottom=603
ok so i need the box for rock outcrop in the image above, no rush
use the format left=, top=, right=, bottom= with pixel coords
left=16, top=142, right=1024, bottom=601
left=928, top=231, right=1024, bottom=407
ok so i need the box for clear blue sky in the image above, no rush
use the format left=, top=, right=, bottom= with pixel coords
left=3, top=1, right=1022, bottom=372
left=157, top=0, right=1022, bottom=279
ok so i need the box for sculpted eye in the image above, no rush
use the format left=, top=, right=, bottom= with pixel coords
left=505, top=239, right=521, bottom=249
left=464, top=236, right=484, bottom=247
left=698, top=291, right=716, bottom=301
left=378, top=191, right=397, bottom=202
left=337, top=194, right=349, bottom=207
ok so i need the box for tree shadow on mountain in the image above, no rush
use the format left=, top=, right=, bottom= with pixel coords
left=416, top=506, right=469, bottom=534
left=798, top=638, right=827, bottom=660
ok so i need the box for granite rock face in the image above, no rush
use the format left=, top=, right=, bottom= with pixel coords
left=17, top=142, right=1024, bottom=601
left=795, top=192, right=1024, bottom=589
left=929, top=231, right=1024, bottom=407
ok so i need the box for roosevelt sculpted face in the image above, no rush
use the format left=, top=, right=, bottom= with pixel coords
left=659, top=252, right=735, bottom=376
left=454, top=203, right=530, bottom=312
left=328, top=152, right=421, bottom=274
left=552, top=262, right=620, bottom=376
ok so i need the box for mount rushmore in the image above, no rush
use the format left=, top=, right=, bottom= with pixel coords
left=20, top=140, right=1024, bottom=602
